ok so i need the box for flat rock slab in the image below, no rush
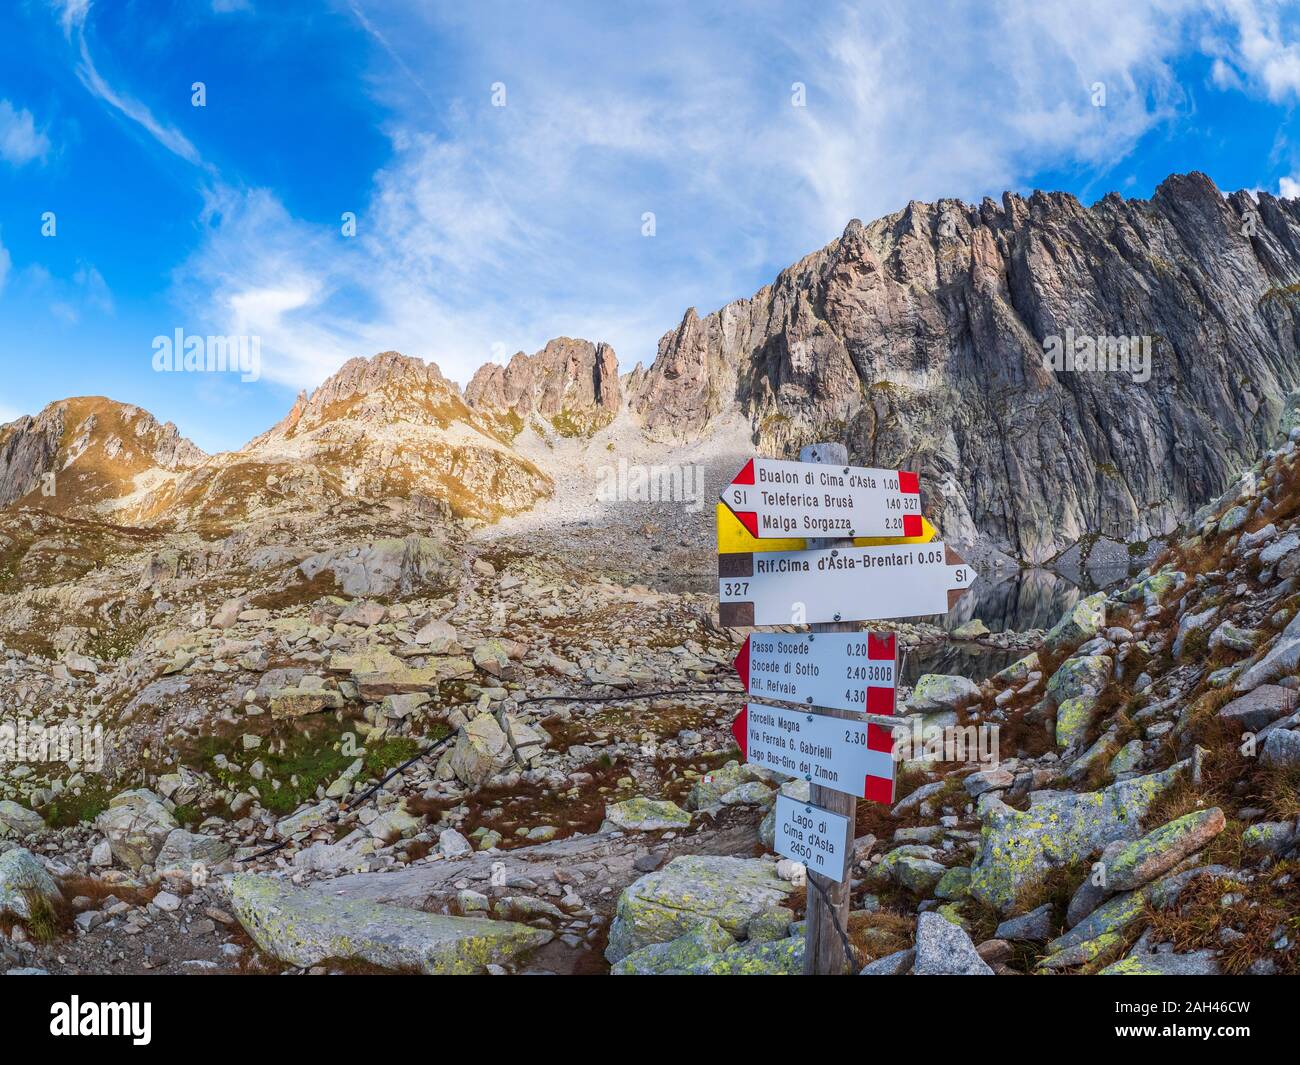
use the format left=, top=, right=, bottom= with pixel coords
left=312, top=812, right=762, bottom=915
left=1100, top=950, right=1221, bottom=975
left=231, top=874, right=552, bottom=974
left=1218, top=685, right=1298, bottom=732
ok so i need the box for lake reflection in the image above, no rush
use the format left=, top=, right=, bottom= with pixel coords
left=899, top=564, right=1133, bottom=684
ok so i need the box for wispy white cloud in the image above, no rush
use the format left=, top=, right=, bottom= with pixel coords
left=81, top=0, right=1300, bottom=397
left=1209, top=0, right=1300, bottom=101
left=0, top=99, right=50, bottom=167
left=49, top=0, right=206, bottom=167
left=0, top=232, right=11, bottom=293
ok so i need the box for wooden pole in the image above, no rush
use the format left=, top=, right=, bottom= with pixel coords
left=799, top=441, right=858, bottom=976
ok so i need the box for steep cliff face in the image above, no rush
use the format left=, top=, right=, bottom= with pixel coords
left=627, top=172, right=1300, bottom=563
left=0, top=398, right=205, bottom=516
left=465, top=337, right=621, bottom=437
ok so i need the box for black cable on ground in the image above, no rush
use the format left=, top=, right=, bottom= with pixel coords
left=513, top=685, right=743, bottom=707
left=236, top=683, right=744, bottom=862
left=236, top=732, right=458, bottom=862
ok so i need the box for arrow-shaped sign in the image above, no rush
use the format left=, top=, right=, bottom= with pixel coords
left=716, top=503, right=937, bottom=554
left=721, top=457, right=923, bottom=539
left=732, top=702, right=895, bottom=803
left=734, top=631, right=896, bottom=715
left=719, top=542, right=974, bottom=628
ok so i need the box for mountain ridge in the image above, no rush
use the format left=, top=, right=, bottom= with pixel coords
left=5, top=171, right=1298, bottom=563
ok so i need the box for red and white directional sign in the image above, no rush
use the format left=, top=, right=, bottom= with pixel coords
left=732, top=702, right=895, bottom=803
left=719, top=542, right=974, bottom=628
left=721, top=457, right=922, bottom=539
left=773, top=794, right=851, bottom=882
left=734, top=631, right=896, bottom=715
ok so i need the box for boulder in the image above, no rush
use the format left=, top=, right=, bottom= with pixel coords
left=610, top=919, right=735, bottom=974
left=1104, top=808, right=1225, bottom=891
left=1099, top=950, right=1221, bottom=975
left=994, top=903, right=1054, bottom=943
left=1217, top=685, right=1297, bottom=732
left=448, top=714, right=513, bottom=786
left=605, top=855, right=792, bottom=962
left=602, top=797, right=691, bottom=833
left=912, top=912, right=993, bottom=975
left=1044, top=592, right=1106, bottom=652
left=859, top=948, right=915, bottom=975
left=969, top=763, right=1186, bottom=912
left=1046, top=654, right=1113, bottom=707
left=0, top=801, right=45, bottom=840
left=94, top=789, right=179, bottom=872
left=907, top=674, right=982, bottom=713
left=686, top=760, right=748, bottom=810
left=876, top=846, right=946, bottom=895
left=232, top=875, right=551, bottom=974
left=1234, top=612, right=1300, bottom=692
left=1038, top=891, right=1146, bottom=969
left=1172, top=606, right=1217, bottom=659
left=0, top=848, right=62, bottom=919
left=1261, top=727, right=1300, bottom=769
left=299, top=535, right=458, bottom=599
left=414, top=619, right=460, bottom=652
left=155, top=829, right=232, bottom=873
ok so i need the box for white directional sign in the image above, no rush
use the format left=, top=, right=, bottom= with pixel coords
left=720, top=457, right=922, bottom=539
left=734, top=631, right=896, bottom=715
left=719, top=541, right=974, bottom=628
left=732, top=702, right=895, bottom=802
left=773, top=794, right=851, bottom=882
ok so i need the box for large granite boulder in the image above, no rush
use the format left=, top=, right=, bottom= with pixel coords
left=94, top=789, right=179, bottom=872
left=605, top=855, right=793, bottom=962
left=969, top=763, right=1186, bottom=912
left=231, top=874, right=551, bottom=974
left=0, top=847, right=63, bottom=919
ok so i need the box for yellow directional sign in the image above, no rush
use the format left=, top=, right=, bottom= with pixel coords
left=716, top=503, right=937, bottom=553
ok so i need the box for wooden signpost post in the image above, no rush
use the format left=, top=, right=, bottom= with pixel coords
left=800, top=442, right=866, bottom=978
left=715, top=442, right=976, bottom=976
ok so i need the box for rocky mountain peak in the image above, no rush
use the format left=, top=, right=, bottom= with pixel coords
left=625, top=170, right=1300, bottom=563
left=255, top=351, right=469, bottom=443
left=465, top=337, right=621, bottom=437
left=0, top=397, right=205, bottom=515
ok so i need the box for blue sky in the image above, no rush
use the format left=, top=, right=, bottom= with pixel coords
left=2, top=0, right=1300, bottom=452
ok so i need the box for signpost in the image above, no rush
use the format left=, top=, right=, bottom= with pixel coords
left=718, top=541, right=974, bottom=627
left=733, top=631, right=896, bottom=715
left=720, top=457, right=923, bottom=538
left=731, top=702, right=895, bottom=802
left=714, top=441, right=976, bottom=975
left=773, top=795, right=851, bottom=883
left=715, top=502, right=936, bottom=554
